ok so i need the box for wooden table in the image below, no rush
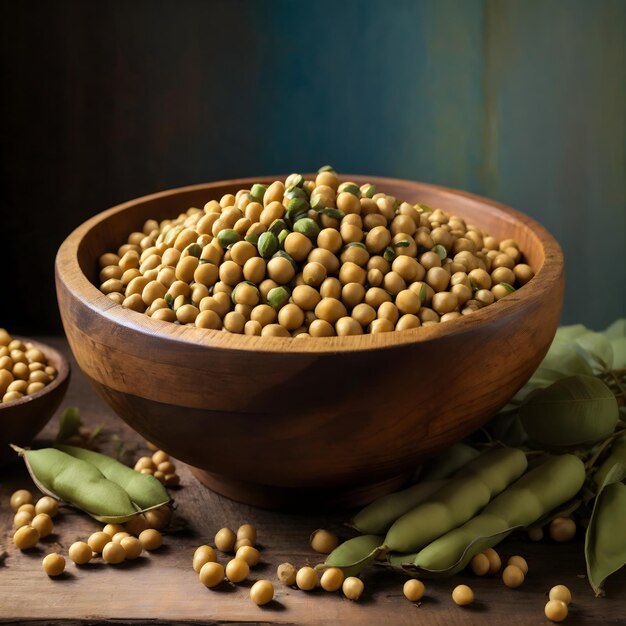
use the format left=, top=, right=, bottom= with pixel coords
left=1, top=337, right=624, bottom=625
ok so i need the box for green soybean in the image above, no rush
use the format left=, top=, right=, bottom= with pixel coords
left=257, top=232, right=279, bottom=258
left=217, top=229, right=241, bottom=248
left=402, top=454, right=586, bottom=575
left=250, top=183, right=267, bottom=202
left=383, top=447, right=528, bottom=553
left=293, top=218, right=320, bottom=239
left=285, top=173, right=305, bottom=189
left=186, top=243, right=202, bottom=258
left=317, top=534, right=383, bottom=577
left=286, top=199, right=309, bottom=224
left=268, top=219, right=288, bottom=237
left=285, top=185, right=307, bottom=200
left=56, top=445, right=170, bottom=511
left=267, top=286, right=291, bottom=310
left=17, top=447, right=138, bottom=522
left=361, top=184, right=376, bottom=198
left=278, top=229, right=289, bottom=248
left=318, top=207, right=345, bottom=219
left=338, top=182, right=361, bottom=197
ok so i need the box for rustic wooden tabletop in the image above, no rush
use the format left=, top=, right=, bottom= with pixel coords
left=1, top=337, right=624, bottom=625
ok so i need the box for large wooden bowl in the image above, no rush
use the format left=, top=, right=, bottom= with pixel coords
left=0, top=338, right=70, bottom=465
left=55, top=176, right=563, bottom=508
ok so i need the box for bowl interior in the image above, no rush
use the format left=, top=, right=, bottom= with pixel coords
left=69, top=175, right=556, bottom=355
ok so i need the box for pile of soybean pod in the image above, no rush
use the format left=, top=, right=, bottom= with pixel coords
left=320, top=445, right=586, bottom=578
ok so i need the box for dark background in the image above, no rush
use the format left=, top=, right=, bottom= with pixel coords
left=1, top=0, right=624, bottom=334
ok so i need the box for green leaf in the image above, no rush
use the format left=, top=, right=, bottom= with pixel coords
left=593, top=435, right=626, bottom=488
left=56, top=407, right=81, bottom=442
left=537, top=339, right=595, bottom=378
left=574, top=332, right=614, bottom=373
left=487, top=412, right=528, bottom=447
left=511, top=339, right=594, bottom=405
left=585, top=463, right=626, bottom=596
left=610, top=338, right=626, bottom=370
left=603, top=319, right=626, bottom=341
left=603, top=319, right=626, bottom=369
left=520, top=375, right=619, bottom=448
left=555, top=324, right=590, bottom=341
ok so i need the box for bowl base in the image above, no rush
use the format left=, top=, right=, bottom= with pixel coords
left=188, top=466, right=412, bottom=511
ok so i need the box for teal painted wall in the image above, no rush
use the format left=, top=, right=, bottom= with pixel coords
left=1, top=0, right=624, bottom=331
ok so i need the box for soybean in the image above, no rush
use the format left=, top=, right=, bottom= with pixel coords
left=277, top=562, right=298, bottom=586
left=98, top=173, right=530, bottom=337
left=342, top=576, right=364, bottom=600
left=250, top=580, right=274, bottom=605
left=403, top=578, right=425, bottom=601
left=69, top=541, right=93, bottom=565
left=310, top=528, right=339, bottom=554
left=42, top=553, right=66, bottom=577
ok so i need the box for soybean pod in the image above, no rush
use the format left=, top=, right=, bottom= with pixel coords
left=420, top=443, right=481, bottom=481
left=16, top=447, right=138, bottom=522
left=317, top=535, right=383, bottom=577
left=352, top=444, right=479, bottom=535
left=352, top=480, right=446, bottom=535
left=383, top=447, right=528, bottom=553
left=402, top=454, right=585, bottom=576
left=57, top=444, right=169, bottom=510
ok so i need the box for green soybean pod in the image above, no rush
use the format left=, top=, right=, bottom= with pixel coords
left=317, top=534, right=383, bottom=578
left=352, top=444, right=481, bottom=535
left=56, top=445, right=170, bottom=511
left=411, top=454, right=586, bottom=574
left=384, top=447, right=528, bottom=553
left=352, top=480, right=446, bottom=535
left=19, top=447, right=138, bottom=522
left=420, top=443, right=481, bottom=481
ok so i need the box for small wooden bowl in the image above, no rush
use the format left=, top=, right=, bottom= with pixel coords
left=55, top=176, right=563, bottom=508
left=0, top=338, right=70, bottom=465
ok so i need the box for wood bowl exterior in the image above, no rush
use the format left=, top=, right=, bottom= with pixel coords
left=55, top=176, right=563, bottom=507
left=0, top=338, right=70, bottom=465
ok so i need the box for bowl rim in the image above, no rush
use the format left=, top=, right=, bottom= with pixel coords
left=56, top=175, right=563, bottom=355
left=0, top=337, right=70, bottom=409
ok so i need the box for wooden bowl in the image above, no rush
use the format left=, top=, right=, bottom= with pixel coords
left=0, top=338, right=70, bottom=465
left=55, top=176, right=563, bottom=508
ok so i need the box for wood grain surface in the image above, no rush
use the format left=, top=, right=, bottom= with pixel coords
left=54, top=176, right=563, bottom=507
left=0, top=337, right=624, bottom=625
